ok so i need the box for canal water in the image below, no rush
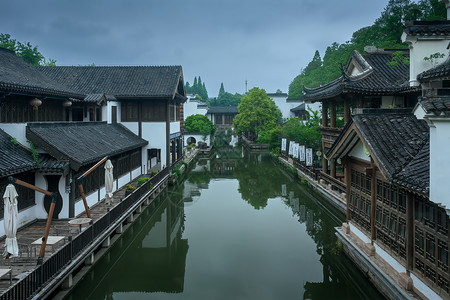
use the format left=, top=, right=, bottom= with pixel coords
left=66, top=147, right=384, bottom=300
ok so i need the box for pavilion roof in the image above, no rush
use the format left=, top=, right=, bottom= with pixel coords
left=304, top=50, right=417, bottom=102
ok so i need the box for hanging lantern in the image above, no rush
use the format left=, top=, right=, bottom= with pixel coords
left=30, top=98, right=42, bottom=110
left=62, top=100, right=72, bottom=107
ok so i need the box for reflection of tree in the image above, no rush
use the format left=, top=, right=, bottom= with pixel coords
left=233, top=151, right=283, bottom=209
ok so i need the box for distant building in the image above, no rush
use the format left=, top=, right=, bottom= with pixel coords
left=206, top=106, right=239, bottom=128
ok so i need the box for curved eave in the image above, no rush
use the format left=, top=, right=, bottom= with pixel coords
left=0, top=83, right=84, bottom=100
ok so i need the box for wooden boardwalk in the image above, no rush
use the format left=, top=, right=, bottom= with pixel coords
left=0, top=175, right=141, bottom=293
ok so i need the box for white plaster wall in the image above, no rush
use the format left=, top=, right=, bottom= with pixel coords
left=106, top=101, right=121, bottom=124
left=122, top=122, right=139, bottom=136
left=170, top=121, right=180, bottom=134
left=348, top=140, right=371, bottom=162
left=401, top=34, right=450, bottom=86
left=429, top=120, right=450, bottom=209
left=413, top=105, right=426, bottom=120
left=184, top=134, right=210, bottom=147
left=274, top=97, right=303, bottom=120
left=0, top=123, right=27, bottom=145
left=35, top=173, right=49, bottom=219
left=184, top=99, right=208, bottom=118
left=101, top=105, right=108, bottom=122
left=142, top=122, right=167, bottom=167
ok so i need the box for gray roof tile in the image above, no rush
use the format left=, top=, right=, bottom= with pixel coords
left=26, top=122, right=148, bottom=171
left=37, top=65, right=183, bottom=98
left=0, top=47, right=83, bottom=99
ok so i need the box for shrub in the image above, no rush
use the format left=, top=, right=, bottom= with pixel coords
left=137, top=177, right=150, bottom=188
left=126, top=184, right=135, bottom=191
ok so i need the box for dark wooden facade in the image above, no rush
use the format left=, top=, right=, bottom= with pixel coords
left=346, top=156, right=449, bottom=295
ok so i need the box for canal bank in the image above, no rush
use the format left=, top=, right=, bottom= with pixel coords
left=64, top=148, right=385, bottom=300
left=272, top=153, right=432, bottom=300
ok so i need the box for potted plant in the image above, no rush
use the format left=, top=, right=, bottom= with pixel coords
left=125, top=184, right=135, bottom=197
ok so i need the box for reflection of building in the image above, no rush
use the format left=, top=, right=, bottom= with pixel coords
left=99, top=196, right=188, bottom=295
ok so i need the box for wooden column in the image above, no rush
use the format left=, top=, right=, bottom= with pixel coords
left=370, top=164, right=377, bottom=243
left=330, top=158, right=336, bottom=178
left=166, top=100, right=170, bottom=168
left=344, top=99, right=351, bottom=123
left=406, top=191, right=414, bottom=275
left=344, top=158, right=351, bottom=222
left=322, top=102, right=328, bottom=127
left=330, top=102, right=336, bottom=128
left=138, top=102, right=142, bottom=138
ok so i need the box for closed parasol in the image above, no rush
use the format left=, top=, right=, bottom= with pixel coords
left=105, top=159, right=114, bottom=205
left=3, top=184, right=19, bottom=258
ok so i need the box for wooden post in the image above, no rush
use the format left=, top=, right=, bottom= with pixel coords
left=39, top=194, right=56, bottom=260
left=78, top=184, right=92, bottom=219
left=322, top=102, right=328, bottom=127
left=370, top=164, right=377, bottom=243
left=330, top=158, right=336, bottom=178
left=77, top=156, right=108, bottom=219
left=344, top=99, right=351, bottom=123
left=330, top=103, right=336, bottom=128
left=344, top=158, right=351, bottom=222
left=406, top=191, right=414, bottom=275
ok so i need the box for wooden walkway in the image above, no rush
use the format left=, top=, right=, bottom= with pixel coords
left=0, top=175, right=142, bottom=293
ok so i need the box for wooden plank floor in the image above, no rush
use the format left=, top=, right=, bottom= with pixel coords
left=0, top=175, right=142, bottom=293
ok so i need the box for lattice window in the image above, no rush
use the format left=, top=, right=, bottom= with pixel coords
left=426, top=233, right=436, bottom=264
left=438, top=239, right=448, bottom=273
left=415, top=257, right=425, bottom=274
left=415, top=226, right=424, bottom=256
left=438, top=275, right=449, bottom=294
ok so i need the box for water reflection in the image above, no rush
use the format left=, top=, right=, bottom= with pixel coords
left=68, top=147, right=384, bottom=300
left=67, top=192, right=187, bottom=299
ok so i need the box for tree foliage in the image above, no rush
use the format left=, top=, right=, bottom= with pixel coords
left=209, top=82, right=243, bottom=107
left=233, top=87, right=282, bottom=139
left=184, top=114, right=216, bottom=140
left=0, top=33, right=55, bottom=66
left=287, top=0, right=446, bottom=99
left=185, top=76, right=209, bottom=100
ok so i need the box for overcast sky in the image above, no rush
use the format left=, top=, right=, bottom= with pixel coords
left=2, top=0, right=390, bottom=97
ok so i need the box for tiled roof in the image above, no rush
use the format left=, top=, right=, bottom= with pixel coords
left=353, top=111, right=428, bottom=179
left=0, top=47, right=83, bottom=99
left=37, top=154, right=70, bottom=174
left=328, top=109, right=429, bottom=194
left=26, top=122, right=148, bottom=171
left=404, top=20, right=450, bottom=36
left=393, top=141, right=429, bottom=194
left=417, top=60, right=450, bottom=81
left=304, top=50, right=417, bottom=102
left=419, top=96, right=450, bottom=114
left=207, top=106, right=239, bottom=114
left=291, top=103, right=306, bottom=112
left=37, top=65, right=183, bottom=98
left=0, top=129, right=36, bottom=177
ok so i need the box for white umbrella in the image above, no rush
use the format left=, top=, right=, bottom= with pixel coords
left=3, top=184, right=19, bottom=258
left=104, top=160, right=114, bottom=205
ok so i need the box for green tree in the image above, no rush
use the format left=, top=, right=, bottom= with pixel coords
left=233, top=87, right=282, bottom=140
left=185, top=114, right=216, bottom=141
left=0, top=33, right=53, bottom=66
left=185, top=81, right=191, bottom=93
left=218, top=82, right=225, bottom=98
